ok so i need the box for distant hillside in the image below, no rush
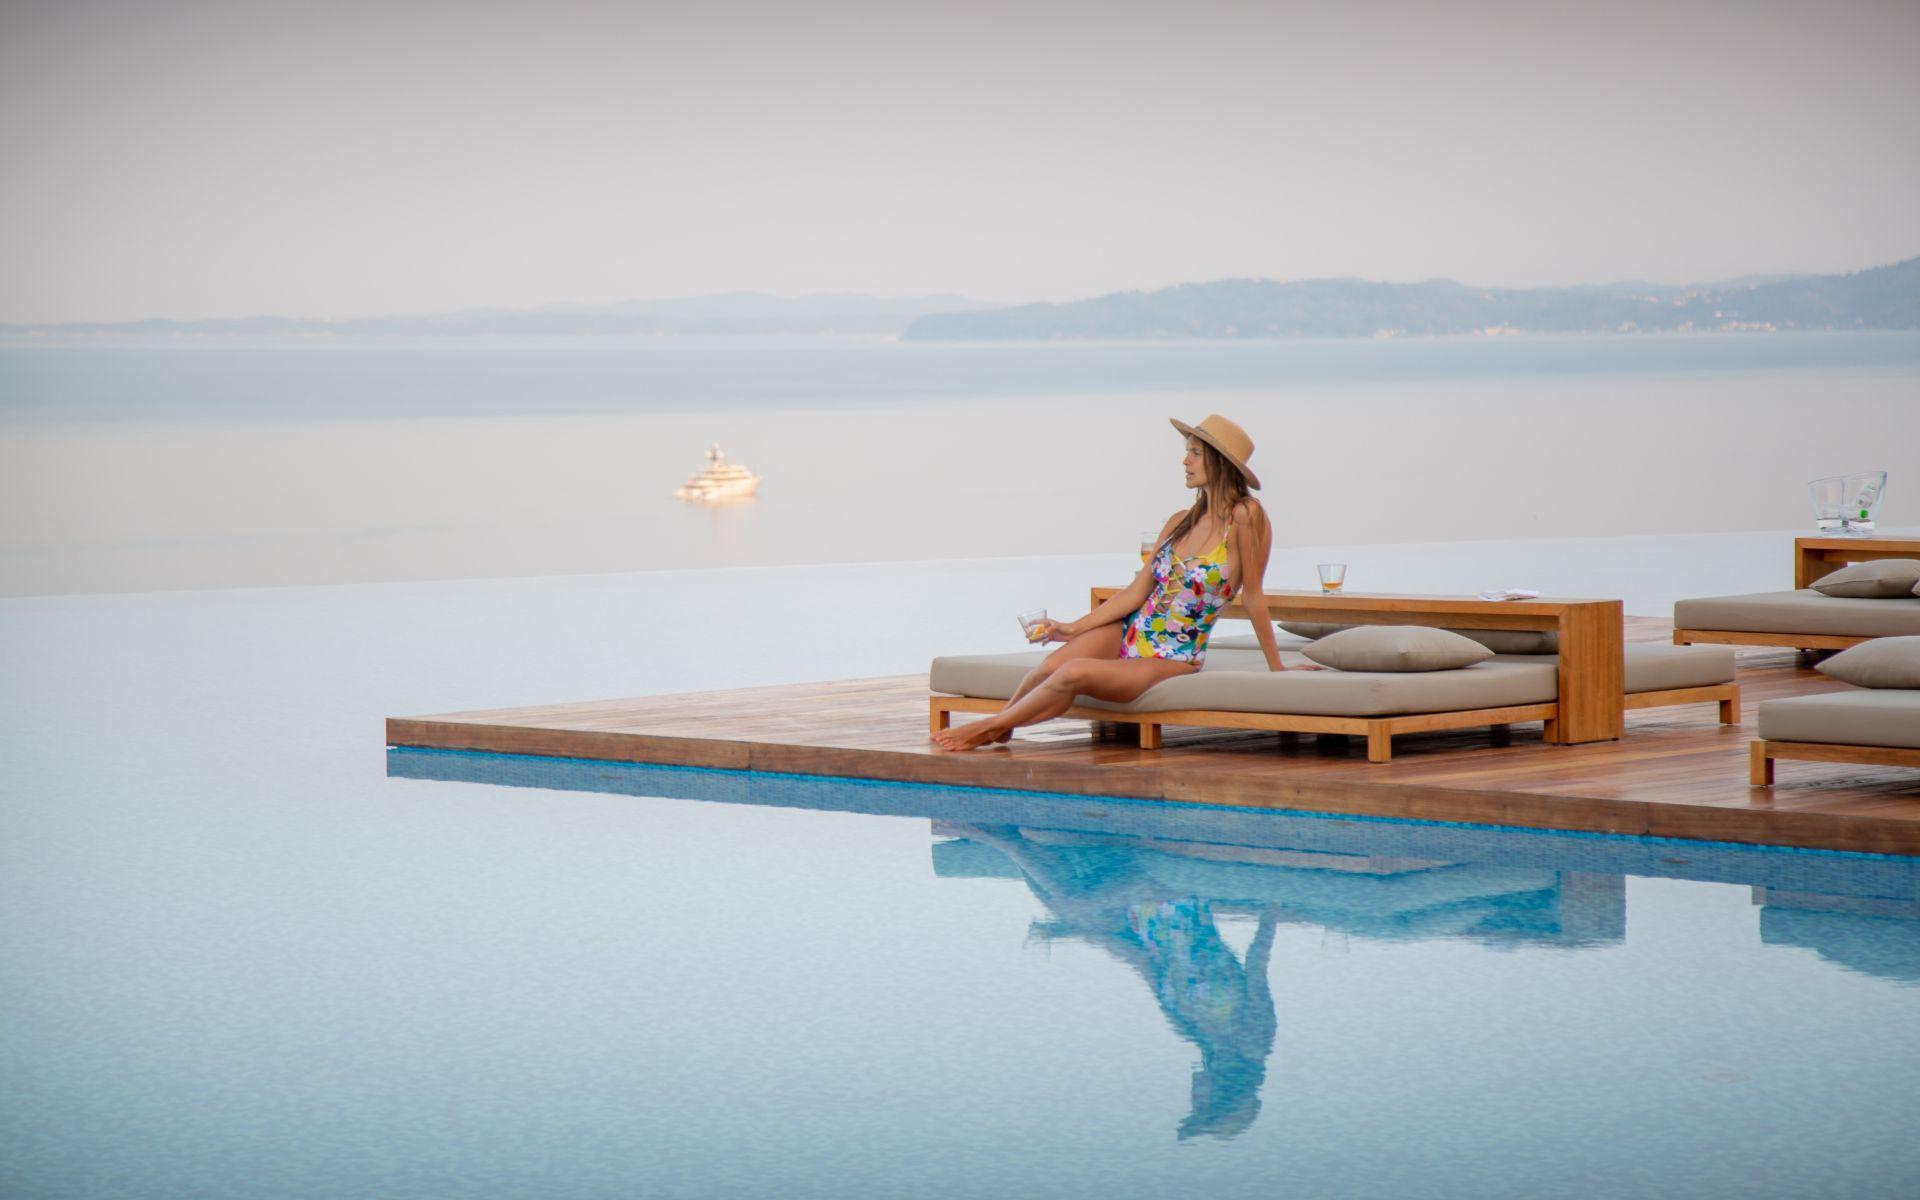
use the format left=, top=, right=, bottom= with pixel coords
left=4, top=292, right=997, bottom=338
left=903, top=258, right=1920, bottom=340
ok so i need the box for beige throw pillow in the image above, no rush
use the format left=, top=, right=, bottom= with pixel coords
left=1811, top=559, right=1920, bottom=599
left=1280, top=620, right=1556, bottom=654
left=1815, top=635, right=1920, bottom=689
left=1302, top=625, right=1495, bottom=672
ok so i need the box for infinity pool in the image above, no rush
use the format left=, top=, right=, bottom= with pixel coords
left=4, top=572, right=1918, bottom=1198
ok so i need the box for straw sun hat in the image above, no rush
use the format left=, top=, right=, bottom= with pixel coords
left=1169, top=413, right=1260, bottom=491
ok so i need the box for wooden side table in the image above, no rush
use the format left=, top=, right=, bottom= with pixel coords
left=1794, top=535, right=1920, bottom=588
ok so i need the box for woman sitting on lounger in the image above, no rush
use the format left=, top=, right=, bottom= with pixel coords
left=932, top=413, right=1315, bottom=752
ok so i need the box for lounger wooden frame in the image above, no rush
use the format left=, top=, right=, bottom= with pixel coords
left=1627, top=682, right=1741, bottom=726
left=930, top=683, right=1738, bottom=765
left=1751, top=739, right=1920, bottom=785
left=1673, top=628, right=1871, bottom=652
left=929, top=693, right=1557, bottom=763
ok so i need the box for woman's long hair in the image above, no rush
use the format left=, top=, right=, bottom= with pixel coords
left=1163, top=440, right=1251, bottom=553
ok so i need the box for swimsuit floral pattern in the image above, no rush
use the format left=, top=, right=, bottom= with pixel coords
left=1121, top=528, right=1234, bottom=665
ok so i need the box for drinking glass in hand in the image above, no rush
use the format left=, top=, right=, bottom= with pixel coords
left=1317, top=563, right=1347, bottom=594
left=1018, top=608, right=1050, bottom=644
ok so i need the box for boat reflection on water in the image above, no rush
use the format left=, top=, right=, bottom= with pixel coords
left=386, top=748, right=1920, bottom=1141
left=932, top=823, right=1623, bottom=1138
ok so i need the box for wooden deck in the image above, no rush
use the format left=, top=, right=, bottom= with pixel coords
left=387, top=619, right=1920, bottom=856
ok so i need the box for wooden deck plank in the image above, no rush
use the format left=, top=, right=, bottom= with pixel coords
left=387, top=617, right=1920, bottom=855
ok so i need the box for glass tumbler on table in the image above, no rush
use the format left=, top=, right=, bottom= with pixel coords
left=1317, top=563, right=1347, bottom=594
left=1807, top=476, right=1848, bottom=534
left=1842, top=471, right=1888, bottom=534
left=1018, top=608, right=1050, bottom=644
left=1138, top=530, right=1160, bottom=562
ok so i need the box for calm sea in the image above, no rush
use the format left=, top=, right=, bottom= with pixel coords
left=4, top=337, right=1919, bottom=1194
left=3, top=333, right=1917, bottom=595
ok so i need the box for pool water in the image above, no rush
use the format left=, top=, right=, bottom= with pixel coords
left=4, top=568, right=1918, bottom=1198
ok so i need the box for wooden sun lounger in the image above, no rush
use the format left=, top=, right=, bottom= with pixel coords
left=1749, top=689, right=1920, bottom=784
left=930, top=676, right=1737, bottom=765
left=1673, top=536, right=1920, bottom=652
left=1086, top=587, right=1627, bottom=744
left=930, top=590, right=1741, bottom=763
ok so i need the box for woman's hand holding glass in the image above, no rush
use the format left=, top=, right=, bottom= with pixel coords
left=1037, top=617, right=1076, bottom=643
left=1019, top=608, right=1081, bottom=644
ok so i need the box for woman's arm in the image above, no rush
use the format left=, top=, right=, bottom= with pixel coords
left=1229, top=500, right=1294, bottom=671
left=1051, top=512, right=1181, bottom=638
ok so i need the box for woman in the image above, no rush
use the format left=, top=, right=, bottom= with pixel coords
left=931, top=413, right=1317, bottom=752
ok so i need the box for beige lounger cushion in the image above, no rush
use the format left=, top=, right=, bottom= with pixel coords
left=1280, top=620, right=1557, bottom=654
left=1280, top=621, right=1354, bottom=640
left=1209, top=631, right=1314, bottom=652
left=929, top=647, right=1558, bottom=717
left=1611, top=643, right=1735, bottom=692
left=1303, top=626, right=1494, bottom=672
left=1815, top=636, right=1920, bottom=689
left=1672, top=590, right=1920, bottom=637
left=1756, top=691, right=1920, bottom=751
left=1809, top=559, right=1920, bottom=599
left=1485, top=645, right=1734, bottom=692
left=1211, top=637, right=1735, bottom=692
left=929, top=650, right=1053, bottom=701
left=1457, top=628, right=1558, bottom=654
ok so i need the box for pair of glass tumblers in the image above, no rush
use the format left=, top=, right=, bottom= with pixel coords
left=1808, top=471, right=1888, bottom=534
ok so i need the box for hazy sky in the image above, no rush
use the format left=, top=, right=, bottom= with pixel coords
left=3, top=0, right=1917, bottom=322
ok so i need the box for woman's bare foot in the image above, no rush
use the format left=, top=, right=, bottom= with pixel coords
left=931, top=721, right=1008, bottom=751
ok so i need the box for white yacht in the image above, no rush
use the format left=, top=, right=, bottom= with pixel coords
left=674, top=443, right=762, bottom=503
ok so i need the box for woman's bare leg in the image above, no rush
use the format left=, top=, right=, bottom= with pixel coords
left=931, top=655, right=1196, bottom=751
left=986, top=624, right=1126, bottom=741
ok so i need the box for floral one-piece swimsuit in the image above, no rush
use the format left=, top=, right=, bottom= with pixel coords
left=1121, top=521, right=1234, bottom=666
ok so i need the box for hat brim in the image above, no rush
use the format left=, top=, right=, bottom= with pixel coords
left=1170, top=418, right=1260, bottom=491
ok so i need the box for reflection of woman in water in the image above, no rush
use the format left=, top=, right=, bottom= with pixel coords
left=962, top=825, right=1280, bottom=1139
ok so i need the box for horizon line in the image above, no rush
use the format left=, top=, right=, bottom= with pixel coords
left=7, top=251, right=1916, bottom=330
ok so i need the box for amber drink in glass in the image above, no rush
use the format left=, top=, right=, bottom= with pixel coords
left=1018, top=608, right=1049, bottom=644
